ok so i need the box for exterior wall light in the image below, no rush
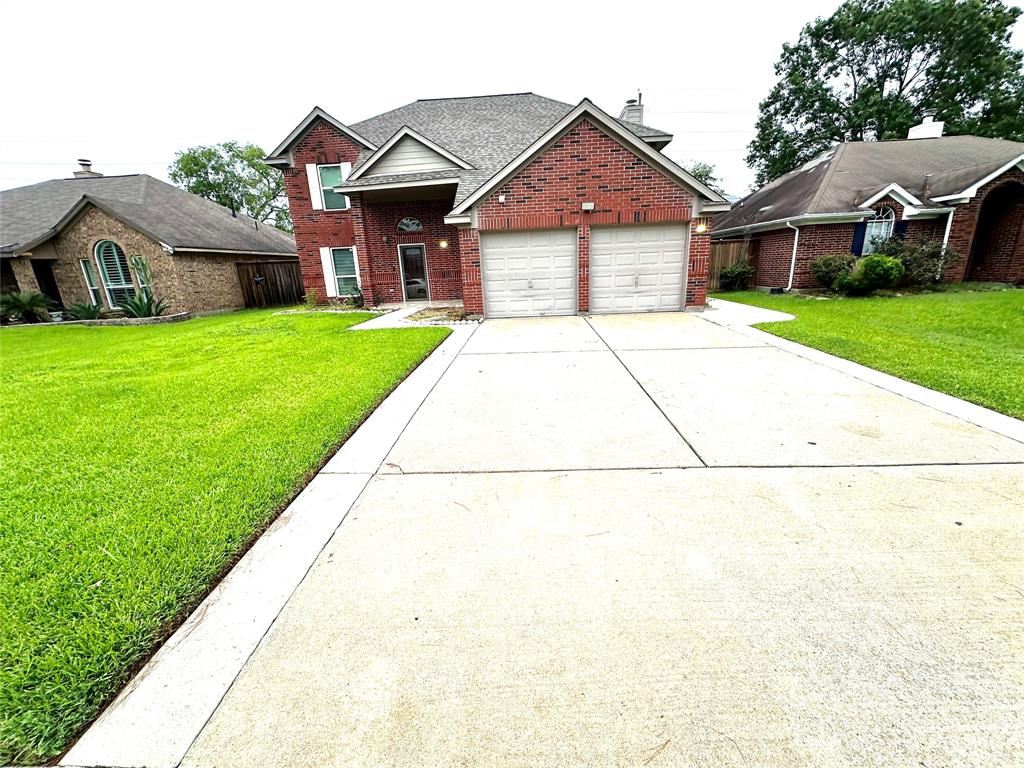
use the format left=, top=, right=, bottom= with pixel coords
left=581, top=202, right=596, bottom=212
left=438, top=239, right=449, bottom=249
left=695, top=223, right=708, bottom=234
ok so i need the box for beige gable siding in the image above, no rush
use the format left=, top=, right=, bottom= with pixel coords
left=365, top=136, right=459, bottom=176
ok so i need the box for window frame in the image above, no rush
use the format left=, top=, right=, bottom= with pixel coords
left=318, top=164, right=351, bottom=211
left=94, top=240, right=137, bottom=308
left=862, top=205, right=896, bottom=255
left=79, top=258, right=102, bottom=306
left=330, top=246, right=360, bottom=296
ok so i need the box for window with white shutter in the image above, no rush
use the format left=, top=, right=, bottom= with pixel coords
left=95, top=240, right=136, bottom=307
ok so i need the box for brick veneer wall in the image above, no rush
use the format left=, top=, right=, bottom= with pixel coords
left=945, top=169, right=1024, bottom=282
left=462, top=118, right=703, bottom=313
left=356, top=199, right=462, bottom=304
left=31, top=205, right=289, bottom=314
left=281, top=119, right=363, bottom=302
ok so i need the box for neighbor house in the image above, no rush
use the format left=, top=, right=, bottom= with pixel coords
left=266, top=93, right=730, bottom=317
left=0, top=164, right=297, bottom=314
left=713, top=117, right=1024, bottom=289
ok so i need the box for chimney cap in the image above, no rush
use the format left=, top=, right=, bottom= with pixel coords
left=625, top=98, right=638, bottom=106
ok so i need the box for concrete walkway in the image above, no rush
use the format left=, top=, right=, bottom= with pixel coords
left=66, top=311, right=1024, bottom=768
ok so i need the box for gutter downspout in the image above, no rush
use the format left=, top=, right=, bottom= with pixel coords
left=939, top=207, right=956, bottom=280
left=785, top=221, right=800, bottom=291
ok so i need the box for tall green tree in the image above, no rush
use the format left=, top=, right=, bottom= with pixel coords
left=747, top=0, right=1024, bottom=186
left=683, top=161, right=725, bottom=194
left=169, top=142, right=291, bottom=232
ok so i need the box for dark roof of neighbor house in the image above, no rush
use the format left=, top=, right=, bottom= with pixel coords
left=0, top=174, right=296, bottom=256
left=715, top=135, right=1024, bottom=233
left=274, top=93, right=676, bottom=208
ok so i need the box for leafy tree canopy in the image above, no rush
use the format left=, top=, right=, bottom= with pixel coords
left=169, top=142, right=291, bottom=232
left=683, top=161, right=725, bottom=194
left=747, top=0, right=1024, bottom=186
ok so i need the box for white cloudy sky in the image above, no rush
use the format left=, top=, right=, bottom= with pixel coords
left=1, top=0, right=1021, bottom=196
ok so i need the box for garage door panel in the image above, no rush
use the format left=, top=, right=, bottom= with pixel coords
left=590, top=224, right=688, bottom=314
left=482, top=229, right=577, bottom=318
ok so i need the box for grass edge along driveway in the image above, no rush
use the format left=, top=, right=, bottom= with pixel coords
left=712, top=286, right=1024, bottom=419
left=0, top=310, right=449, bottom=764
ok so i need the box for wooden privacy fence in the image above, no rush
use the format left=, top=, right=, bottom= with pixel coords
left=236, top=260, right=304, bottom=308
left=708, top=241, right=750, bottom=291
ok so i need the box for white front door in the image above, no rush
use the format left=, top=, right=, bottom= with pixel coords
left=480, top=229, right=577, bottom=318
left=590, top=224, right=688, bottom=313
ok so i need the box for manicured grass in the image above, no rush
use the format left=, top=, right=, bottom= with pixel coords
left=712, top=286, right=1024, bottom=419
left=0, top=310, right=449, bottom=764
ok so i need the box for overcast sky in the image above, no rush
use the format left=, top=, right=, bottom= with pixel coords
left=2, top=0, right=1022, bottom=196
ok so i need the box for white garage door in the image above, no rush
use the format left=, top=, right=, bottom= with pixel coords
left=481, top=229, right=577, bottom=317
left=590, top=224, right=688, bottom=313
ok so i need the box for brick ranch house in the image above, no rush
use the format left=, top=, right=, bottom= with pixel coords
left=0, top=164, right=297, bottom=314
left=713, top=117, right=1024, bottom=289
left=266, top=93, right=730, bottom=316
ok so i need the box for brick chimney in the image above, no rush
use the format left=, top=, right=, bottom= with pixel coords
left=619, top=93, right=644, bottom=125
left=73, top=159, right=103, bottom=178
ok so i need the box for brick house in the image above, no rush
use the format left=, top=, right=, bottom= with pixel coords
left=266, top=93, right=730, bottom=317
left=0, top=165, right=296, bottom=314
left=713, top=118, right=1024, bottom=289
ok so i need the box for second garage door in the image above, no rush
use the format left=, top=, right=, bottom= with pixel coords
left=590, top=224, right=688, bottom=313
left=481, top=229, right=577, bottom=318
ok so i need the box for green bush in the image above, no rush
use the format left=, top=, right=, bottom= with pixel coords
left=810, top=253, right=855, bottom=290
left=718, top=261, right=756, bottom=291
left=872, top=236, right=953, bottom=286
left=119, top=292, right=169, bottom=318
left=66, top=302, right=104, bottom=320
left=0, top=291, right=52, bottom=323
left=837, top=255, right=905, bottom=296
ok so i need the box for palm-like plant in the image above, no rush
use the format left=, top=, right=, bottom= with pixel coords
left=120, top=256, right=169, bottom=318
left=0, top=291, right=53, bottom=323
left=66, top=302, right=104, bottom=320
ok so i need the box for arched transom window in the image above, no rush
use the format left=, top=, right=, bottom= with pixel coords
left=397, top=217, right=423, bottom=233
left=862, top=206, right=895, bottom=255
left=94, top=240, right=137, bottom=307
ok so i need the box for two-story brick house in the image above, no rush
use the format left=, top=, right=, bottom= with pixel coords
left=266, top=93, right=730, bottom=317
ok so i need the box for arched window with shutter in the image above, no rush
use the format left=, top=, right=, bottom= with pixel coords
left=862, top=206, right=895, bottom=255
left=94, top=240, right=136, bottom=308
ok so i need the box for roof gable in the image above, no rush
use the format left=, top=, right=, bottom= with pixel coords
left=266, top=106, right=377, bottom=166
left=348, top=127, right=473, bottom=180
left=449, top=99, right=727, bottom=215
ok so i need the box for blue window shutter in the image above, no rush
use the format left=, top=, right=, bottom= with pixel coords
left=894, top=221, right=908, bottom=239
left=851, top=222, right=867, bottom=255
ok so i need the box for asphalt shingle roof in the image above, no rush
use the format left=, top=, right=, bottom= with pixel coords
left=715, top=135, right=1024, bottom=232
left=347, top=93, right=674, bottom=206
left=0, top=175, right=296, bottom=255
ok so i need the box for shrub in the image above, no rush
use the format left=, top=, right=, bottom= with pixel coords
left=836, top=255, right=904, bottom=296
left=119, top=292, right=168, bottom=318
left=66, top=302, right=104, bottom=320
left=872, top=236, right=952, bottom=286
left=304, top=287, right=319, bottom=307
left=718, top=261, right=756, bottom=291
left=0, top=291, right=53, bottom=323
left=810, top=253, right=855, bottom=290
left=345, top=287, right=365, bottom=308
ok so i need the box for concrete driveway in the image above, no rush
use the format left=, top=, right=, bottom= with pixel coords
left=179, top=314, right=1024, bottom=768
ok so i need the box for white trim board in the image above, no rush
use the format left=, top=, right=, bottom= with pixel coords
left=449, top=98, right=727, bottom=216
left=348, top=126, right=473, bottom=180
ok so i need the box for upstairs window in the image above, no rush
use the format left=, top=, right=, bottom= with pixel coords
left=94, top=240, right=136, bottom=307
left=318, top=164, right=350, bottom=210
left=862, top=206, right=895, bottom=255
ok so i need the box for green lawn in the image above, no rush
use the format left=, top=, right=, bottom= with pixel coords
left=713, top=287, right=1024, bottom=419
left=0, top=310, right=449, bottom=764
